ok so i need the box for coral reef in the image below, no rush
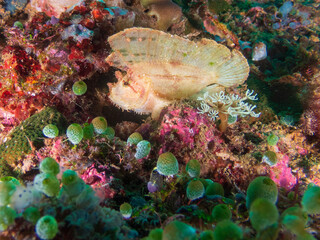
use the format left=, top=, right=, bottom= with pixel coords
left=0, top=0, right=320, bottom=238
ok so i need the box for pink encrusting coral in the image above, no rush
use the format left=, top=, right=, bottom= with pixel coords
left=157, top=105, right=225, bottom=165
left=159, top=106, right=223, bottom=151
left=269, top=154, right=297, bottom=190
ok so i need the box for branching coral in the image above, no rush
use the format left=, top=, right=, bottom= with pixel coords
left=197, top=89, right=260, bottom=131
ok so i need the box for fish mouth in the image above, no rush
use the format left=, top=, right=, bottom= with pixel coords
left=108, top=73, right=151, bottom=112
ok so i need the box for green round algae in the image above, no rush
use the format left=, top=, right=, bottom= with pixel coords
left=156, top=152, right=179, bottom=176
left=34, top=173, right=60, bottom=197
left=280, top=206, right=309, bottom=238
left=186, top=159, right=201, bottom=178
left=301, top=185, right=320, bottom=214
left=83, top=123, right=94, bottom=139
left=213, top=220, right=243, bottom=240
left=103, top=126, right=115, bottom=139
left=23, top=207, right=41, bottom=224
left=13, top=21, right=24, bottom=29
left=61, top=170, right=85, bottom=197
left=267, top=134, right=279, bottom=146
left=72, top=80, right=87, bottom=96
left=246, top=176, right=278, bottom=209
left=66, top=123, right=84, bottom=145
left=200, top=230, right=214, bottom=240
left=43, top=124, right=59, bottom=138
left=212, top=204, right=232, bottom=222
left=0, top=206, right=17, bottom=231
left=120, top=202, right=133, bottom=219
left=199, top=178, right=214, bottom=189
left=36, top=215, right=58, bottom=240
left=147, top=228, right=163, bottom=240
left=0, top=181, right=17, bottom=206
left=135, top=140, right=151, bottom=159
left=62, top=169, right=79, bottom=186
left=227, top=115, right=237, bottom=124
left=187, top=179, right=205, bottom=201
left=162, top=220, right=197, bottom=240
left=92, top=116, right=108, bottom=134
left=127, top=132, right=143, bottom=146
left=0, top=176, right=20, bottom=186
left=40, top=157, right=60, bottom=176
left=205, top=182, right=224, bottom=197
left=280, top=206, right=308, bottom=225
left=249, top=198, right=279, bottom=232
left=282, top=214, right=307, bottom=236
left=262, top=151, right=278, bottom=166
